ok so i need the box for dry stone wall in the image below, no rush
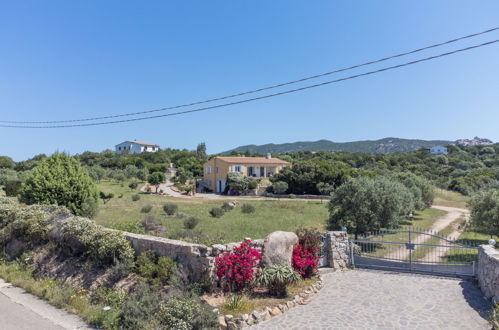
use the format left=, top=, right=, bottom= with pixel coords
left=325, top=231, right=350, bottom=270
left=477, top=244, right=499, bottom=303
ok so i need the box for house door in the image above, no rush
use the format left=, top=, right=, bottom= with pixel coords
left=259, top=167, right=265, bottom=177
left=217, top=180, right=226, bottom=193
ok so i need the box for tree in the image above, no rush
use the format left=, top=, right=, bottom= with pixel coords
left=316, top=182, right=333, bottom=202
left=19, top=153, right=99, bottom=218
left=328, top=176, right=413, bottom=237
left=99, top=191, right=115, bottom=204
left=272, top=181, right=288, bottom=199
left=226, top=172, right=251, bottom=194
left=0, top=156, right=14, bottom=169
left=196, top=142, right=207, bottom=160
left=148, top=172, right=164, bottom=193
left=468, top=190, right=499, bottom=236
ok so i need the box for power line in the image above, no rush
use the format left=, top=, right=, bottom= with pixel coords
left=2, top=38, right=497, bottom=129
left=2, top=26, right=498, bottom=124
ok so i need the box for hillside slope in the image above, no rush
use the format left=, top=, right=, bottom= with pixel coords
left=225, top=137, right=453, bottom=154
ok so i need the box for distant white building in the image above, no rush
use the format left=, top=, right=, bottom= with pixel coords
left=115, top=140, right=160, bottom=154
left=429, top=145, right=448, bottom=155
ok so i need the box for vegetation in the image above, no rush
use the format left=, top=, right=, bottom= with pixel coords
left=183, top=217, right=200, bottom=230
left=147, top=172, right=164, bottom=193
left=468, top=190, right=499, bottom=236
left=328, top=176, right=417, bottom=236
left=241, top=203, right=255, bottom=214
left=19, top=153, right=99, bottom=218
left=257, top=265, right=301, bottom=297
left=209, top=207, right=225, bottom=218
left=140, top=204, right=153, bottom=213
left=163, top=202, right=178, bottom=216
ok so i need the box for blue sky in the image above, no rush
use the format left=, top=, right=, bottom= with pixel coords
left=1, top=1, right=498, bottom=161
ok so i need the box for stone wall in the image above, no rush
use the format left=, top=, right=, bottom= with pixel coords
left=477, top=244, right=499, bottom=303
left=325, top=231, right=350, bottom=270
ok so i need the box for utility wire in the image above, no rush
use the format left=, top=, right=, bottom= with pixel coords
left=2, top=26, right=499, bottom=124
left=2, top=38, right=497, bottom=129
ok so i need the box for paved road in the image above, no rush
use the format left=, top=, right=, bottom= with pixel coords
left=0, top=279, right=89, bottom=330
left=253, top=270, right=491, bottom=330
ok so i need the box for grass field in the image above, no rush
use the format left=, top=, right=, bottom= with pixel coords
left=434, top=189, right=469, bottom=209
left=94, top=180, right=460, bottom=246
left=94, top=180, right=330, bottom=244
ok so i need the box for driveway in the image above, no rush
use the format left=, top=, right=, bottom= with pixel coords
left=0, top=279, right=89, bottom=330
left=253, top=270, right=491, bottom=330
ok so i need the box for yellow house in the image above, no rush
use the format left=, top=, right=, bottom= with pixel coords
left=203, top=154, right=290, bottom=193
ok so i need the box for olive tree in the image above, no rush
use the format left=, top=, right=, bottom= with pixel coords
left=148, top=172, right=164, bottom=193
left=468, top=190, right=499, bottom=236
left=328, top=176, right=414, bottom=237
left=19, top=153, right=99, bottom=218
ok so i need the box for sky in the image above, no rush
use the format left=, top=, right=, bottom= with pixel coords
left=1, top=1, right=498, bottom=161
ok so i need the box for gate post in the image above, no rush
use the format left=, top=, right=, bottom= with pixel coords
left=350, top=239, right=355, bottom=268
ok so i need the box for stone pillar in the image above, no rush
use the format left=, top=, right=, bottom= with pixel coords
left=477, top=244, right=499, bottom=303
left=325, top=231, right=350, bottom=270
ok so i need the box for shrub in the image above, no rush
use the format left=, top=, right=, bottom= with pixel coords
left=80, top=197, right=99, bottom=218
left=295, top=227, right=322, bottom=252
left=272, top=181, right=288, bottom=196
left=4, top=180, right=22, bottom=197
left=241, top=204, right=255, bottom=214
left=292, top=244, right=318, bottom=279
left=119, top=282, right=161, bottom=329
left=163, top=202, right=178, bottom=216
left=468, top=189, right=499, bottom=236
left=157, top=296, right=218, bottom=330
left=209, top=207, right=225, bottom=218
left=60, top=217, right=134, bottom=266
left=215, top=239, right=261, bottom=292
left=183, top=217, right=199, bottom=230
left=131, top=194, right=140, bottom=202
left=248, top=180, right=258, bottom=190
left=128, top=182, right=138, bottom=190
left=289, top=193, right=297, bottom=199
left=221, top=202, right=234, bottom=212
left=19, top=153, right=99, bottom=217
left=141, top=205, right=153, bottom=213
left=257, top=265, right=301, bottom=297
left=141, top=215, right=163, bottom=232
left=135, top=250, right=175, bottom=286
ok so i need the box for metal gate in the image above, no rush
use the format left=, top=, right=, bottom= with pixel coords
left=351, top=229, right=479, bottom=277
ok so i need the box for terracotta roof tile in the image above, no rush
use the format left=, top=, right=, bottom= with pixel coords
left=214, top=156, right=290, bottom=165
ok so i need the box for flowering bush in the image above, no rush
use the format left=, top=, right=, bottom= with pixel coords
left=214, top=239, right=261, bottom=292
left=292, top=244, right=318, bottom=278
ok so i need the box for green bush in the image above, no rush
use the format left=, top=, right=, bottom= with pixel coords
left=131, top=194, right=140, bottom=202
left=289, top=193, right=297, bottom=199
left=257, top=265, right=301, bottom=297
left=183, top=217, right=200, bottom=230
left=135, top=250, right=175, bottom=286
left=4, top=180, right=22, bottom=197
left=141, top=205, right=153, bottom=213
left=19, top=153, right=99, bottom=217
left=128, top=182, right=138, bottom=190
left=157, top=296, right=218, bottom=330
left=119, top=282, right=161, bottom=329
left=163, top=202, right=178, bottom=216
left=60, top=217, right=134, bottom=266
left=209, top=207, right=225, bottom=218
left=221, top=202, right=234, bottom=212
left=241, top=204, right=255, bottom=214
left=248, top=180, right=258, bottom=190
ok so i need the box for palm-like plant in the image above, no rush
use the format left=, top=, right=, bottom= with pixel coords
left=257, top=265, right=301, bottom=297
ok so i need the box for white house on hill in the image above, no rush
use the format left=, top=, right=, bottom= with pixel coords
left=115, top=140, right=159, bottom=154
left=429, top=145, right=448, bottom=155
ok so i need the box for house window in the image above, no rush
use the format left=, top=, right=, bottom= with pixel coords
left=118, top=147, right=121, bottom=150
left=233, top=165, right=242, bottom=172
left=216, top=167, right=219, bottom=173
left=205, top=166, right=212, bottom=174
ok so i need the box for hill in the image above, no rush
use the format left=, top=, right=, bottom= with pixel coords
left=224, top=137, right=454, bottom=154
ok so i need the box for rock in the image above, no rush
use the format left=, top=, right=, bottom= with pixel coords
left=219, top=315, right=228, bottom=330
left=262, top=310, right=271, bottom=321
left=278, top=303, right=287, bottom=312
left=270, top=307, right=282, bottom=316
left=212, top=244, right=227, bottom=255
left=286, top=301, right=295, bottom=309
left=241, top=314, right=249, bottom=322
left=227, top=321, right=238, bottom=330
left=262, top=231, right=299, bottom=267
left=225, top=315, right=234, bottom=323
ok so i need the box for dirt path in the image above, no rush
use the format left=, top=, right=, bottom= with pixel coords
left=384, top=206, right=469, bottom=260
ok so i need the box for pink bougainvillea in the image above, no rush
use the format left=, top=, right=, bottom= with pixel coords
left=214, top=239, right=262, bottom=292
left=292, top=244, right=318, bottom=278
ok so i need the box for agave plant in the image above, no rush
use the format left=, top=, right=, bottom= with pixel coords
left=257, top=265, right=301, bottom=297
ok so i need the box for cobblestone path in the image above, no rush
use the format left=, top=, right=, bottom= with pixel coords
left=253, top=270, right=491, bottom=330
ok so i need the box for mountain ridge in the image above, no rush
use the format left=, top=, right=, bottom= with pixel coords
left=224, top=137, right=494, bottom=154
